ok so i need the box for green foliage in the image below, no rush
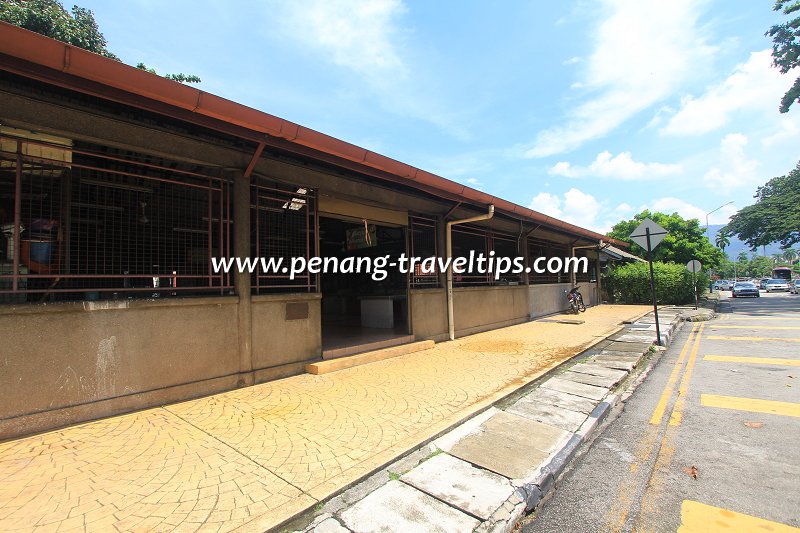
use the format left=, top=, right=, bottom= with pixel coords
left=714, top=228, right=731, bottom=253
left=604, top=262, right=709, bottom=305
left=0, top=0, right=117, bottom=59
left=136, top=63, right=201, bottom=84
left=723, top=162, right=800, bottom=249
left=607, top=210, right=725, bottom=270
left=767, top=1, right=800, bottom=112
left=1, top=0, right=200, bottom=83
left=714, top=252, right=792, bottom=279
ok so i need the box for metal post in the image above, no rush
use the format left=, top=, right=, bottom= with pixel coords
left=12, top=143, right=22, bottom=292
left=693, top=269, right=698, bottom=310
left=646, top=227, right=662, bottom=346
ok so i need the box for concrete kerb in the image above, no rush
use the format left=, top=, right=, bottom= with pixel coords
left=288, top=309, right=688, bottom=533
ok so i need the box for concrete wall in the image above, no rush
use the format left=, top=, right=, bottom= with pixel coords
left=411, top=285, right=530, bottom=341
left=529, top=282, right=600, bottom=318
left=529, top=283, right=572, bottom=318
left=0, top=297, right=239, bottom=439
left=251, top=293, right=322, bottom=382
left=0, top=292, right=324, bottom=440
left=410, top=288, right=448, bottom=340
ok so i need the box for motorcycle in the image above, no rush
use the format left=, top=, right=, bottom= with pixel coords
left=565, top=286, right=586, bottom=314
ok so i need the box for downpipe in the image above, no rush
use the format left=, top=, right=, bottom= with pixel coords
left=446, top=205, right=495, bottom=341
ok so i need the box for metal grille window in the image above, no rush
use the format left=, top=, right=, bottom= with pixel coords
left=527, top=236, right=570, bottom=284
left=451, top=224, right=491, bottom=286
left=409, top=215, right=439, bottom=288
left=576, top=258, right=598, bottom=283
left=0, top=131, right=231, bottom=303
left=451, top=225, right=521, bottom=287
left=251, top=180, right=316, bottom=293
left=491, top=232, right=522, bottom=285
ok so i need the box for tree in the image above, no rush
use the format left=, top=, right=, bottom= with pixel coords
left=0, top=0, right=116, bottom=58
left=0, top=0, right=200, bottom=83
left=608, top=210, right=725, bottom=270
left=723, top=162, right=800, bottom=249
left=715, top=229, right=731, bottom=253
left=767, top=1, right=800, bottom=113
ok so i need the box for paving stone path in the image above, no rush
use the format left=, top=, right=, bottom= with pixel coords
left=0, top=305, right=649, bottom=532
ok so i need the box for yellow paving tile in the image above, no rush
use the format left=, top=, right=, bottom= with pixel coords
left=701, top=394, right=800, bottom=418
left=0, top=304, right=648, bottom=531
left=679, top=500, right=800, bottom=532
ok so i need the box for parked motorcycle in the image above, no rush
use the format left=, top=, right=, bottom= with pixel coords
left=566, top=286, right=586, bottom=314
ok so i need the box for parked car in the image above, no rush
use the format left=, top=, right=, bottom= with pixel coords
left=760, top=278, right=770, bottom=290
left=716, top=280, right=733, bottom=290
left=765, top=279, right=790, bottom=292
left=732, top=281, right=760, bottom=298
left=791, top=280, right=800, bottom=294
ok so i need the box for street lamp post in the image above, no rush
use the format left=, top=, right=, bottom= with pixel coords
left=705, top=201, right=735, bottom=234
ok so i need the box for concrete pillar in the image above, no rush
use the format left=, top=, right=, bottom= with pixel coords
left=520, top=231, right=530, bottom=285
left=231, top=170, right=254, bottom=386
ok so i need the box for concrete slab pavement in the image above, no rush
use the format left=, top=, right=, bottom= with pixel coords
left=291, top=306, right=692, bottom=533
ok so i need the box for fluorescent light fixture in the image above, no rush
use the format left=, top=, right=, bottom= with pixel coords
left=81, top=178, right=151, bottom=193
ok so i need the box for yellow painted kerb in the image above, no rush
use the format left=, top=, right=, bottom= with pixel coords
left=679, top=500, right=800, bottom=532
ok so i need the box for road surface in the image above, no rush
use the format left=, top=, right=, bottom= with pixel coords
left=524, top=290, right=800, bottom=532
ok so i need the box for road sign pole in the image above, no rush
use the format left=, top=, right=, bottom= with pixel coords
left=693, top=269, right=698, bottom=310
left=646, top=227, right=662, bottom=346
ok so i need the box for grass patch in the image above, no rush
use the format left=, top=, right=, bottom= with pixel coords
left=388, top=471, right=401, bottom=481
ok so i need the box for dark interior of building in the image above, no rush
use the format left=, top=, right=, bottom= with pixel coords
left=318, top=216, right=410, bottom=356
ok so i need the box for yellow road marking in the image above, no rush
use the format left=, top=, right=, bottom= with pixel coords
left=669, top=324, right=704, bottom=427
left=712, top=325, right=800, bottom=330
left=723, top=316, right=800, bottom=320
left=707, top=335, right=800, bottom=342
left=701, top=394, right=800, bottom=418
left=649, top=324, right=698, bottom=425
left=635, top=325, right=705, bottom=530
left=679, top=500, right=800, bottom=532
left=704, top=355, right=800, bottom=366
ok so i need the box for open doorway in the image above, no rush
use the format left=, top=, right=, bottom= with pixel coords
left=319, top=216, right=411, bottom=357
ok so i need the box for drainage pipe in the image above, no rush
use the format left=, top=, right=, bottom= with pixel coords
left=446, top=205, right=495, bottom=341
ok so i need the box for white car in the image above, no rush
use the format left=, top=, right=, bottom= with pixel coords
left=715, top=280, right=733, bottom=290
left=765, top=279, right=790, bottom=292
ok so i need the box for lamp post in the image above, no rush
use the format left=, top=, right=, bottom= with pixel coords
left=705, top=201, right=734, bottom=235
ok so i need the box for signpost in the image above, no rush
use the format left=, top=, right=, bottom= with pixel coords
left=686, top=259, right=702, bottom=310
left=630, top=218, right=669, bottom=346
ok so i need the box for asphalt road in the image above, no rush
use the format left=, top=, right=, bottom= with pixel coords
left=523, top=290, right=800, bottom=533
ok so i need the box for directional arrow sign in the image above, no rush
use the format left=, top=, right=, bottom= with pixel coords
left=629, top=218, right=668, bottom=250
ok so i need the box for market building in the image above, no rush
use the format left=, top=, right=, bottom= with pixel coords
left=0, top=22, right=628, bottom=439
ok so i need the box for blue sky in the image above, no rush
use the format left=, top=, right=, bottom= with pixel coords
left=81, top=0, right=799, bottom=234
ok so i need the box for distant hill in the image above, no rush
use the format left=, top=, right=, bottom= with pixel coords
left=704, top=225, right=785, bottom=259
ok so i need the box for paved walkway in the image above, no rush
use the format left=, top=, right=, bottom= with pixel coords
left=0, top=305, right=648, bottom=532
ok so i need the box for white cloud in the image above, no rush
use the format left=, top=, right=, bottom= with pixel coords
left=761, top=113, right=800, bottom=147
left=529, top=188, right=604, bottom=231
left=523, top=0, right=715, bottom=158
left=548, top=151, right=682, bottom=180
left=649, top=197, right=736, bottom=225
left=563, top=56, right=581, bottom=66
left=662, top=50, right=790, bottom=136
left=273, top=0, right=408, bottom=83
left=702, top=133, right=758, bottom=188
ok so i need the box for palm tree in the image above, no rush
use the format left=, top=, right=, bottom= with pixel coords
left=715, top=229, right=731, bottom=254
left=772, top=253, right=784, bottom=265
left=784, top=249, right=798, bottom=265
